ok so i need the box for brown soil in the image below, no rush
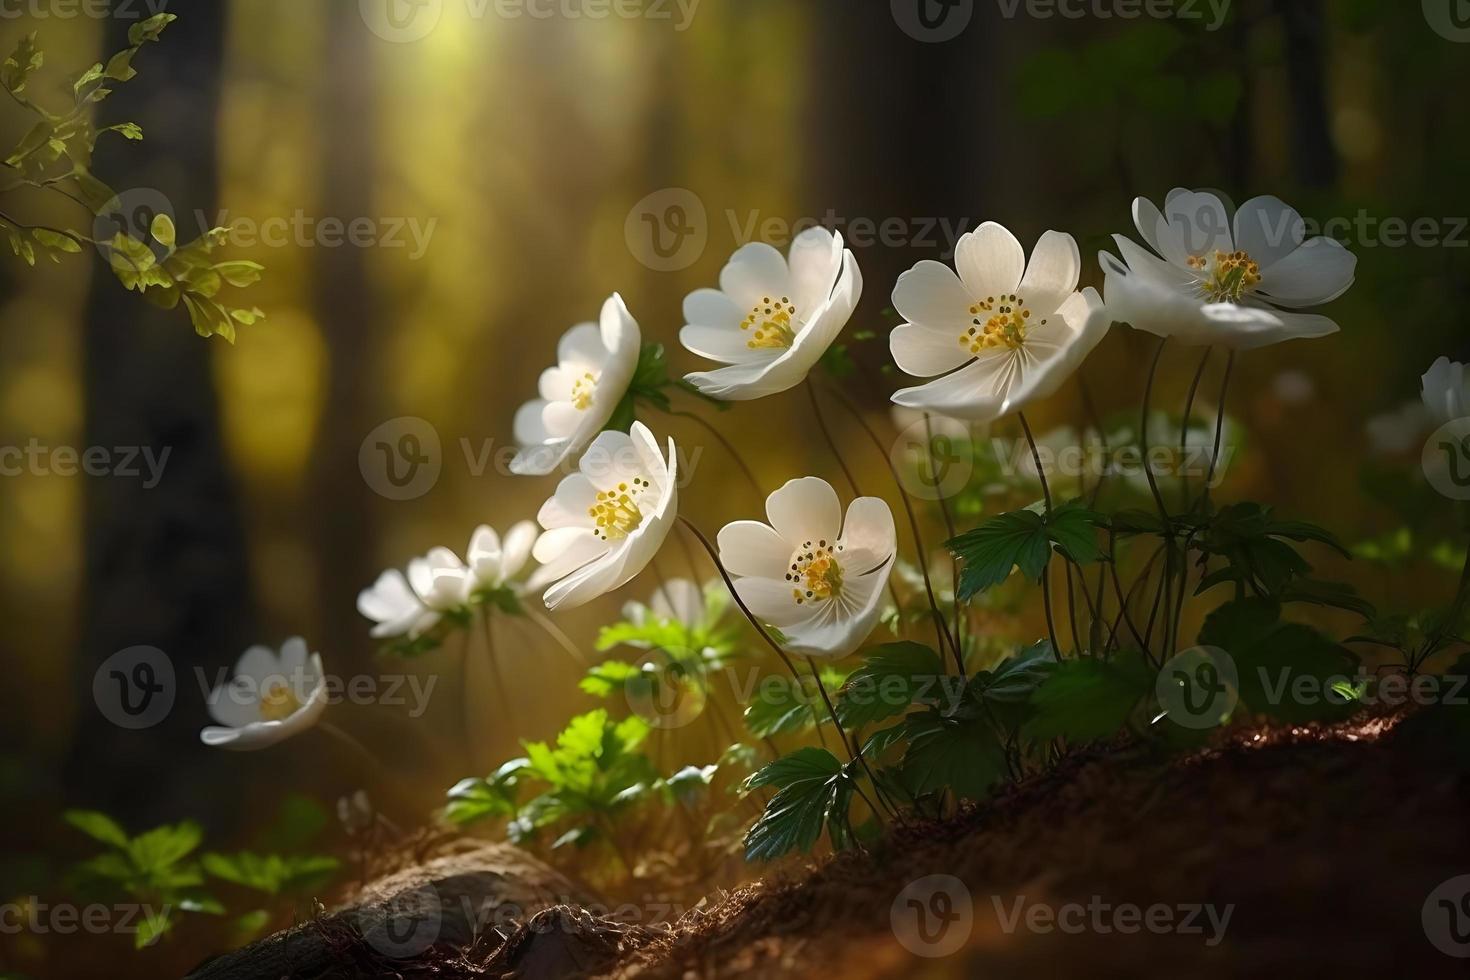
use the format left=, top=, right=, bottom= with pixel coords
left=204, top=716, right=1470, bottom=979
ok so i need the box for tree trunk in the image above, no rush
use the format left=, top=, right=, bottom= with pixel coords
left=66, top=2, right=257, bottom=829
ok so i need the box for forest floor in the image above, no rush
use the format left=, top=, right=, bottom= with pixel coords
left=200, top=713, right=1470, bottom=979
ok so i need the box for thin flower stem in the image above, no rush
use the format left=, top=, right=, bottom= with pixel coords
left=663, top=407, right=763, bottom=497
left=925, top=412, right=964, bottom=654
left=1063, top=562, right=1083, bottom=654
left=1178, top=347, right=1213, bottom=511
left=1018, top=411, right=1063, bottom=658
left=319, top=721, right=381, bottom=771
left=1140, top=337, right=1176, bottom=658
left=678, top=516, right=889, bottom=817
left=818, top=383, right=963, bottom=672
left=1016, top=412, right=1053, bottom=514
left=480, top=611, right=513, bottom=741
left=1203, top=351, right=1237, bottom=501
left=524, top=605, right=587, bottom=668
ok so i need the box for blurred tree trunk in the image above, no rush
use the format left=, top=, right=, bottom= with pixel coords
left=803, top=0, right=997, bottom=392
left=1274, top=0, right=1339, bottom=188
left=67, top=2, right=256, bottom=827
left=307, top=5, right=379, bottom=668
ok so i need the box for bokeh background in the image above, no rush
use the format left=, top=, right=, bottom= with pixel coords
left=2, top=0, right=1469, bottom=973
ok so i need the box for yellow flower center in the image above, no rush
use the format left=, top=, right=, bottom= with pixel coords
left=741, top=295, right=798, bottom=350
left=571, top=371, right=598, bottom=411
left=1187, top=249, right=1261, bottom=303
left=588, top=477, right=653, bottom=541
left=959, top=294, right=1045, bottom=355
left=259, top=681, right=301, bottom=722
left=786, top=539, right=846, bottom=605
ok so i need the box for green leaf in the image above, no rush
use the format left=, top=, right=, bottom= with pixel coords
left=580, top=659, right=645, bottom=698
left=744, top=674, right=819, bottom=738
left=835, top=642, right=948, bottom=728
left=1023, top=652, right=1154, bottom=742
left=899, top=711, right=1007, bottom=801
left=949, top=510, right=1050, bottom=600
left=150, top=213, right=175, bottom=248
left=63, top=810, right=130, bottom=849
left=1046, top=500, right=1106, bottom=563
left=2, top=33, right=43, bottom=95
left=445, top=758, right=528, bottom=825
left=128, top=821, right=202, bottom=872
left=1199, top=599, right=1358, bottom=723
left=128, top=12, right=178, bottom=46
left=134, top=908, right=172, bottom=949
left=743, top=748, right=847, bottom=861
left=665, top=764, right=718, bottom=805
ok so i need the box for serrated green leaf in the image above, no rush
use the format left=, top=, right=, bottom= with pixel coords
left=949, top=509, right=1050, bottom=600
left=1023, top=652, right=1154, bottom=742
left=835, top=642, right=947, bottom=728
left=743, top=748, right=847, bottom=861
left=899, top=712, right=1007, bottom=801
left=63, top=810, right=130, bottom=850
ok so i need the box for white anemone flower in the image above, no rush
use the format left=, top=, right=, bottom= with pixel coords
left=464, top=521, right=538, bottom=599
left=624, top=578, right=708, bottom=630
left=1421, top=356, right=1470, bottom=424
left=1099, top=189, right=1356, bottom=349
left=511, top=293, right=641, bottom=476
left=680, top=227, right=862, bottom=400
left=407, top=546, right=471, bottom=615
left=1366, top=401, right=1431, bottom=457
left=888, top=222, right=1108, bottom=422
left=357, top=568, right=439, bottom=640
left=718, top=477, right=896, bottom=660
left=531, top=421, right=678, bottom=611
left=201, top=638, right=327, bottom=751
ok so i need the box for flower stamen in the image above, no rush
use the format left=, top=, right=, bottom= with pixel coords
left=742, top=295, right=798, bottom=350
left=259, top=681, right=301, bottom=722
left=1187, top=249, right=1261, bottom=303
left=571, top=371, right=598, bottom=411
left=787, top=540, right=846, bottom=605
left=588, top=478, right=653, bottom=541
left=959, top=294, right=1045, bottom=355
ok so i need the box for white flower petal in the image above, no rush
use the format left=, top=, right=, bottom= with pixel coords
left=892, top=260, right=973, bottom=333
left=732, top=576, right=810, bottom=627
left=1232, top=195, right=1305, bottom=270
left=718, top=520, right=793, bottom=578
left=785, top=227, right=843, bottom=315
left=683, top=287, right=742, bottom=330
left=1132, top=196, right=1190, bottom=266
left=954, top=222, right=1025, bottom=300
left=502, top=521, right=538, bottom=580
left=1017, top=230, right=1081, bottom=315
left=1255, top=237, right=1356, bottom=308
left=840, top=497, right=897, bottom=562
left=1163, top=188, right=1234, bottom=256
left=557, top=322, right=605, bottom=369
left=680, top=323, right=757, bottom=365
left=719, top=242, right=789, bottom=309
left=650, top=578, right=704, bottom=627
left=889, top=322, right=972, bottom=377
left=766, top=477, right=842, bottom=549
